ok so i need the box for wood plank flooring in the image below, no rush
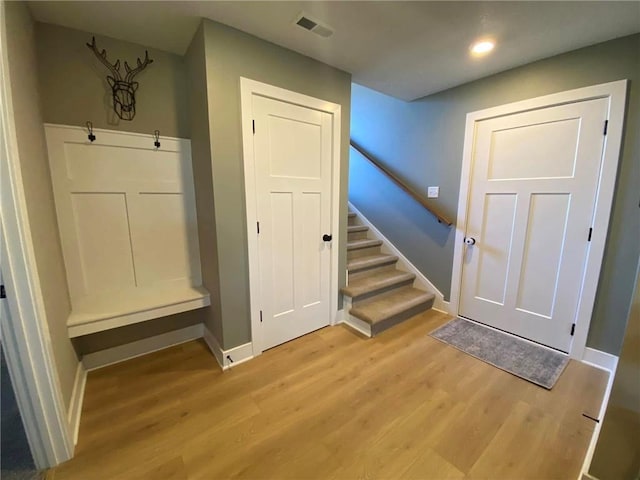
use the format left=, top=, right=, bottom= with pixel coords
left=51, top=311, right=609, bottom=479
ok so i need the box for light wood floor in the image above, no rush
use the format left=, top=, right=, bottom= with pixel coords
left=52, top=311, right=608, bottom=479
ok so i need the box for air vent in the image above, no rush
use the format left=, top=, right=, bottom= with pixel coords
left=294, top=12, right=334, bottom=38
left=296, top=16, right=317, bottom=30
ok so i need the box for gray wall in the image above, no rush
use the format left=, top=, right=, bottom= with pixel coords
left=4, top=2, right=79, bottom=411
left=198, top=19, right=352, bottom=349
left=36, top=22, right=189, bottom=138
left=185, top=24, right=224, bottom=343
left=590, top=260, right=640, bottom=479
left=350, top=34, right=640, bottom=355
left=72, top=309, right=203, bottom=354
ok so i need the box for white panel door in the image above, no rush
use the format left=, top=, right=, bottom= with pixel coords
left=253, top=95, right=332, bottom=350
left=460, top=98, right=609, bottom=352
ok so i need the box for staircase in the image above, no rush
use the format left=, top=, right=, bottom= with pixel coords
left=341, top=210, right=435, bottom=337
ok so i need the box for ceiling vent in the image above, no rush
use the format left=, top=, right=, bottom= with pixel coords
left=294, top=12, right=334, bottom=38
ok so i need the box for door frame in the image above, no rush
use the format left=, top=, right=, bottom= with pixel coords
left=239, top=77, right=342, bottom=356
left=0, top=2, right=74, bottom=467
left=450, top=80, right=628, bottom=360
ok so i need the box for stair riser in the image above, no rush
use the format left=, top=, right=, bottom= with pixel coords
left=349, top=278, right=416, bottom=303
left=348, top=215, right=357, bottom=227
left=370, top=299, right=434, bottom=337
left=347, top=245, right=382, bottom=260
left=348, top=262, right=397, bottom=279
left=348, top=230, right=369, bottom=241
left=347, top=258, right=399, bottom=275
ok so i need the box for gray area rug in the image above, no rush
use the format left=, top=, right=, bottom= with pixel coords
left=430, top=318, right=569, bottom=389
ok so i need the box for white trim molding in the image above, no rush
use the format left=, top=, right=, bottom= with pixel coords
left=581, top=347, right=619, bottom=374
left=450, top=80, right=628, bottom=360
left=42, top=122, right=190, bottom=141
left=579, top=348, right=619, bottom=479
left=239, top=77, right=342, bottom=357
left=203, top=327, right=254, bottom=370
left=67, top=364, right=87, bottom=446
left=348, top=202, right=451, bottom=314
left=339, top=296, right=372, bottom=337
left=0, top=3, right=74, bottom=467
left=81, top=324, right=204, bottom=371
left=202, top=327, right=224, bottom=368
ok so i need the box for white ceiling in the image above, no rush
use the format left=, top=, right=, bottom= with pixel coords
left=28, top=1, right=640, bottom=101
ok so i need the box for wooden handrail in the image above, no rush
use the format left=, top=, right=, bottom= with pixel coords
left=350, top=140, right=453, bottom=227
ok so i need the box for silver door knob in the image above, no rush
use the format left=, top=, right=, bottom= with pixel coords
left=464, top=237, right=476, bottom=245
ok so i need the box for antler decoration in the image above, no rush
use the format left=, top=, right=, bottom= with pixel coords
left=86, top=36, right=122, bottom=80
left=86, top=36, right=153, bottom=120
left=124, top=51, right=153, bottom=83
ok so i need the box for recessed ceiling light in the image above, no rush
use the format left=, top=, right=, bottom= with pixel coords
left=470, top=40, right=495, bottom=56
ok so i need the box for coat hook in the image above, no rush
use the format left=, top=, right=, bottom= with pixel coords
left=153, top=130, right=161, bottom=149
left=86, top=121, right=96, bottom=142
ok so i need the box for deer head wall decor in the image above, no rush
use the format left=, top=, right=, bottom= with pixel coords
left=86, top=36, right=153, bottom=121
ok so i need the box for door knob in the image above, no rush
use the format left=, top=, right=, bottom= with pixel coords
left=464, top=237, right=476, bottom=245
left=323, top=234, right=332, bottom=242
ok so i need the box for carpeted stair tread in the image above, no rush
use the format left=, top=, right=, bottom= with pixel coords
left=350, top=286, right=434, bottom=326
left=348, top=225, right=369, bottom=233
left=347, top=253, right=398, bottom=272
left=347, top=239, right=382, bottom=250
left=341, top=270, right=415, bottom=298
left=348, top=212, right=357, bottom=218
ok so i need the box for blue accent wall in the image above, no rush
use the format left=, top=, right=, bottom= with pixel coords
left=350, top=84, right=455, bottom=301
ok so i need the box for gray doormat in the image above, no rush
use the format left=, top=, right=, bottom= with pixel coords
left=430, top=318, right=569, bottom=389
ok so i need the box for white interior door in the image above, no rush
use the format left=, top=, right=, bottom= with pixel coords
left=252, top=95, right=333, bottom=350
left=459, top=97, right=609, bottom=352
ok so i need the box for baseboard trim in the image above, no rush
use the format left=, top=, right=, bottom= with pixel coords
left=225, top=342, right=254, bottom=368
left=68, top=362, right=86, bottom=446
left=579, top=348, right=619, bottom=479
left=202, top=327, right=224, bottom=368
left=348, top=202, right=451, bottom=314
left=339, top=296, right=372, bottom=337
left=432, top=300, right=452, bottom=315
left=82, top=324, right=204, bottom=371
left=203, top=327, right=254, bottom=370
left=581, top=347, right=619, bottom=373
left=341, top=314, right=372, bottom=337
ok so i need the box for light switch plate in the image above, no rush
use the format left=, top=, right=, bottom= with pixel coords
left=427, top=186, right=439, bottom=198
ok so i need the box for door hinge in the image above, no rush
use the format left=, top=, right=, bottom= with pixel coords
left=252, top=120, right=255, bottom=134
left=588, top=227, right=593, bottom=242
left=259, top=310, right=263, bottom=323
left=0, top=285, right=5, bottom=299
left=570, top=323, right=576, bottom=336
left=603, top=120, right=608, bottom=135
left=257, top=221, right=260, bottom=234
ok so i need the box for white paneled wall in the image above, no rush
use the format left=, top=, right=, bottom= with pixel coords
left=45, top=125, right=209, bottom=337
